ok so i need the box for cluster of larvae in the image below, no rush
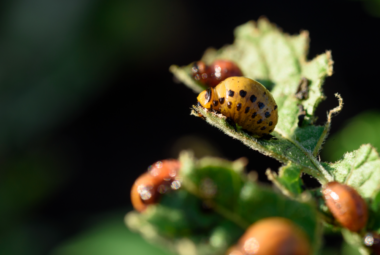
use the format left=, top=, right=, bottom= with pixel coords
left=192, top=60, right=278, bottom=136
left=130, top=59, right=380, bottom=255
left=130, top=160, right=380, bottom=254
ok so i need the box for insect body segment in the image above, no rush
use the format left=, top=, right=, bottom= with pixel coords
left=322, top=181, right=368, bottom=232
left=131, top=160, right=181, bottom=212
left=226, top=217, right=311, bottom=255
left=192, top=60, right=243, bottom=87
left=197, top=77, right=278, bottom=137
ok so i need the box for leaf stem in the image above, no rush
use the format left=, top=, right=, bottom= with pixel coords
left=194, top=106, right=333, bottom=184
left=275, top=129, right=333, bottom=184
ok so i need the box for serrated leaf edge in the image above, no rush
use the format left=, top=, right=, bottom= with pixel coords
left=313, top=93, right=343, bottom=156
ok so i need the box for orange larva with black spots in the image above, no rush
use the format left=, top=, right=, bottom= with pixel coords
left=131, top=160, right=181, bottom=212
left=197, top=77, right=278, bottom=137
left=322, top=181, right=368, bottom=232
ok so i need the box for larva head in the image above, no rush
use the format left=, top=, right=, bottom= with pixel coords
left=197, top=88, right=218, bottom=109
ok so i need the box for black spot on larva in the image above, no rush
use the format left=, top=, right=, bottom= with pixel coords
left=269, top=121, right=273, bottom=126
left=239, top=90, right=247, bottom=98
left=228, top=90, right=235, bottom=97
left=245, top=107, right=250, bottom=114
left=269, top=129, right=273, bottom=132
left=227, top=102, right=232, bottom=109
left=219, top=97, right=225, bottom=104
left=242, top=129, right=252, bottom=135
left=251, top=112, right=257, bottom=118
left=236, top=103, right=242, bottom=111
left=264, top=92, right=266, bottom=95
left=274, top=105, right=278, bottom=110
left=213, top=100, right=218, bottom=107
left=257, top=119, right=262, bottom=124
left=258, top=102, right=265, bottom=109
left=250, top=95, right=257, bottom=103
left=261, top=126, right=266, bottom=130
left=205, top=89, right=212, bottom=103
left=265, top=112, right=271, bottom=118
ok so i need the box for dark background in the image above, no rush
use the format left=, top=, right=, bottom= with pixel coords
left=1, top=0, right=380, bottom=254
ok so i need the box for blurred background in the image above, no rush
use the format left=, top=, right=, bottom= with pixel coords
left=1, top=0, right=380, bottom=254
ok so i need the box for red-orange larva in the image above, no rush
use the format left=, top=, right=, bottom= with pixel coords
left=207, top=60, right=243, bottom=87
left=192, top=60, right=243, bottom=88
left=226, top=217, right=310, bottom=255
left=225, top=246, right=244, bottom=255
left=322, top=181, right=368, bottom=232
left=192, top=61, right=211, bottom=85
left=131, top=160, right=181, bottom=212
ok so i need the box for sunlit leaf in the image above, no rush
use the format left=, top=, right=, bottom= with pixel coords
left=171, top=18, right=337, bottom=186
left=323, top=144, right=380, bottom=199
left=266, top=163, right=303, bottom=197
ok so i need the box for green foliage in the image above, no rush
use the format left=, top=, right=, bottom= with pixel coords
left=172, top=19, right=336, bottom=184
left=127, top=152, right=320, bottom=255
left=323, top=144, right=380, bottom=199
left=323, top=110, right=380, bottom=162
left=267, top=163, right=303, bottom=196
left=128, top=18, right=380, bottom=255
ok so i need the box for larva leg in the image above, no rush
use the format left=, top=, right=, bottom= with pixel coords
left=226, top=117, right=237, bottom=131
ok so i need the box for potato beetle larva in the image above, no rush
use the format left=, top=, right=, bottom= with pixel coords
left=197, top=77, right=278, bottom=137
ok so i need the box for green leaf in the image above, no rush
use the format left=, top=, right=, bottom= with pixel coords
left=126, top=152, right=321, bottom=255
left=180, top=152, right=321, bottom=253
left=192, top=105, right=332, bottom=184
left=322, top=144, right=380, bottom=244
left=126, top=155, right=245, bottom=255
left=266, top=163, right=303, bottom=197
left=323, top=144, right=380, bottom=199
left=368, top=189, right=380, bottom=231
left=171, top=18, right=339, bottom=185
left=341, top=229, right=371, bottom=255
left=322, top=110, right=380, bottom=162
